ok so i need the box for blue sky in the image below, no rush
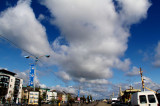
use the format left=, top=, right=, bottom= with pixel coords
left=0, top=0, right=160, bottom=99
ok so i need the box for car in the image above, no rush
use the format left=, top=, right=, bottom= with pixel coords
left=131, top=91, right=158, bottom=106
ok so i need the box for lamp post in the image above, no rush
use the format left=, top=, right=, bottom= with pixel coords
left=24, top=55, right=50, bottom=91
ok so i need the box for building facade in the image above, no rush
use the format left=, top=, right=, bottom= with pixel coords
left=46, top=90, right=57, bottom=102
left=28, top=91, right=39, bottom=105
left=0, top=69, right=23, bottom=103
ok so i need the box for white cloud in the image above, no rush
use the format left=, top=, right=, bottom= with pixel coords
left=0, top=0, right=53, bottom=58
left=0, top=0, right=151, bottom=86
left=126, top=66, right=140, bottom=76
left=117, top=0, right=151, bottom=25
left=15, top=70, right=29, bottom=86
left=56, top=71, right=72, bottom=81
left=38, top=14, right=45, bottom=21
left=153, top=41, right=160, bottom=67
left=110, top=76, right=160, bottom=97
left=15, top=69, right=47, bottom=88
left=39, top=84, right=47, bottom=88
left=51, top=85, right=76, bottom=94
left=42, top=0, right=151, bottom=82
left=115, top=58, right=131, bottom=71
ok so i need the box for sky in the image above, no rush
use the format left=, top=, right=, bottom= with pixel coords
left=0, top=0, right=160, bottom=99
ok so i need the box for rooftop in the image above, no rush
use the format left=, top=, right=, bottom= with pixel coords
left=0, top=69, right=16, bottom=76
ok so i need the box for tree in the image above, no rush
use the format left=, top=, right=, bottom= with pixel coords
left=82, top=95, right=86, bottom=103
left=42, top=92, right=46, bottom=101
left=90, top=95, right=93, bottom=102
left=50, top=97, right=56, bottom=105
left=87, top=95, right=90, bottom=103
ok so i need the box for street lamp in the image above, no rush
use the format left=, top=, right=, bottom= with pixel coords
left=24, top=55, right=50, bottom=91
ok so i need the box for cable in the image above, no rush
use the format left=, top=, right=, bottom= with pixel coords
left=0, top=34, right=36, bottom=57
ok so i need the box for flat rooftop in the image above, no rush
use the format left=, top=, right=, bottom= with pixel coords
left=0, top=69, right=16, bottom=76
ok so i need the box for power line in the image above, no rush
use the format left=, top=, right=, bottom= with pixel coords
left=0, top=34, right=36, bottom=57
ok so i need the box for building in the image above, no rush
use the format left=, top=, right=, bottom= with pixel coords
left=46, top=90, right=57, bottom=102
left=28, top=91, right=39, bottom=105
left=21, top=86, right=34, bottom=104
left=0, top=69, right=23, bottom=103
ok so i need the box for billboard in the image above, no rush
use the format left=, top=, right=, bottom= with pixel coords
left=29, top=64, right=34, bottom=86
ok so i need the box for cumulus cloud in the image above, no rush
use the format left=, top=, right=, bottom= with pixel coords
left=0, top=0, right=53, bottom=58
left=15, top=69, right=47, bottom=87
left=118, top=0, right=151, bottom=25
left=0, top=0, right=151, bottom=85
left=42, top=0, right=151, bottom=82
left=15, top=70, right=29, bottom=86
left=51, top=85, right=77, bottom=94
left=38, top=14, right=46, bottom=21
left=56, top=71, right=72, bottom=81
left=153, top=41, right=160, bottom=67
left=126, top=66, right=140, bottom=76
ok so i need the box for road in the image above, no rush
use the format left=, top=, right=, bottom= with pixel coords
left=41, top=102, right=111, bottom=106
left=97, top=102, right=111, bottom=106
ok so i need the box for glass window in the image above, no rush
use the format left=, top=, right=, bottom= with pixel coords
left=148, top=95, right=156, bottom=103
left=139, top=95, right=147, bottom=104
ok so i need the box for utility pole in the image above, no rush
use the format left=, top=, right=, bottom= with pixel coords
left=140, top=67, right=145, bottom=91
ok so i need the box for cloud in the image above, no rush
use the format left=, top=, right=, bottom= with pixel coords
left=125, top=66, right=140, bottom=76
left=0, top=0, right=151, bottom=86
left=0, top=0, right=53, bottom=58
left=39, top=84, right=47, bottom=88
left=15, top=69, right=47, bottom=87
left=51, top=85, right=77, bottom=94
left=110, top=76, right=160, bottom=97
left=38, top=14, right=46, bottom=21
left=117, top=0, right=151, bottom=25
left=56, top=71, right=72, bottom=81
left=15, top=70, right=29, bottom=86
left=42, top=0, right=151, bottom=82
left=153, top=41, right=160, bottom=67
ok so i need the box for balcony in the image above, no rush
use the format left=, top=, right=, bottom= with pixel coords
left=0, top=78, right=9, bottom=82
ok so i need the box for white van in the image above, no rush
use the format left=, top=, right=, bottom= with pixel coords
left=111, top=98, right=118, bottom=104
left=131, top=91, right=159, bottom=106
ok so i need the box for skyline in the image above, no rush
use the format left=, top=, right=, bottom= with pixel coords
left=0, top=0, right=160, bottom=99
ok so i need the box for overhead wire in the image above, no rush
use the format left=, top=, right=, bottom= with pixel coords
left=0, top=34, right=36, bottom=57
left=0, top=34, right=66, bottom=88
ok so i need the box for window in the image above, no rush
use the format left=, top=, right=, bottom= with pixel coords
left=11, top=79, right=13, bottom=82
left=148, top=95, right=156, bottom=103
left=34, top=100, right=38, bottom=103
left=139, top=95, right=147, bottom=104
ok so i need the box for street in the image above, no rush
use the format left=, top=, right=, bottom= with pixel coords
left=97, top=102, right=111, bottom=106
left=41, top=102, right=111, bottom=106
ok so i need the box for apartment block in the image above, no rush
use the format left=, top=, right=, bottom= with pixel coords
left=0, top=69, right=23, bottom=103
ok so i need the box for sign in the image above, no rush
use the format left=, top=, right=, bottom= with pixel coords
left=29, top=64, right=34, bottom=86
